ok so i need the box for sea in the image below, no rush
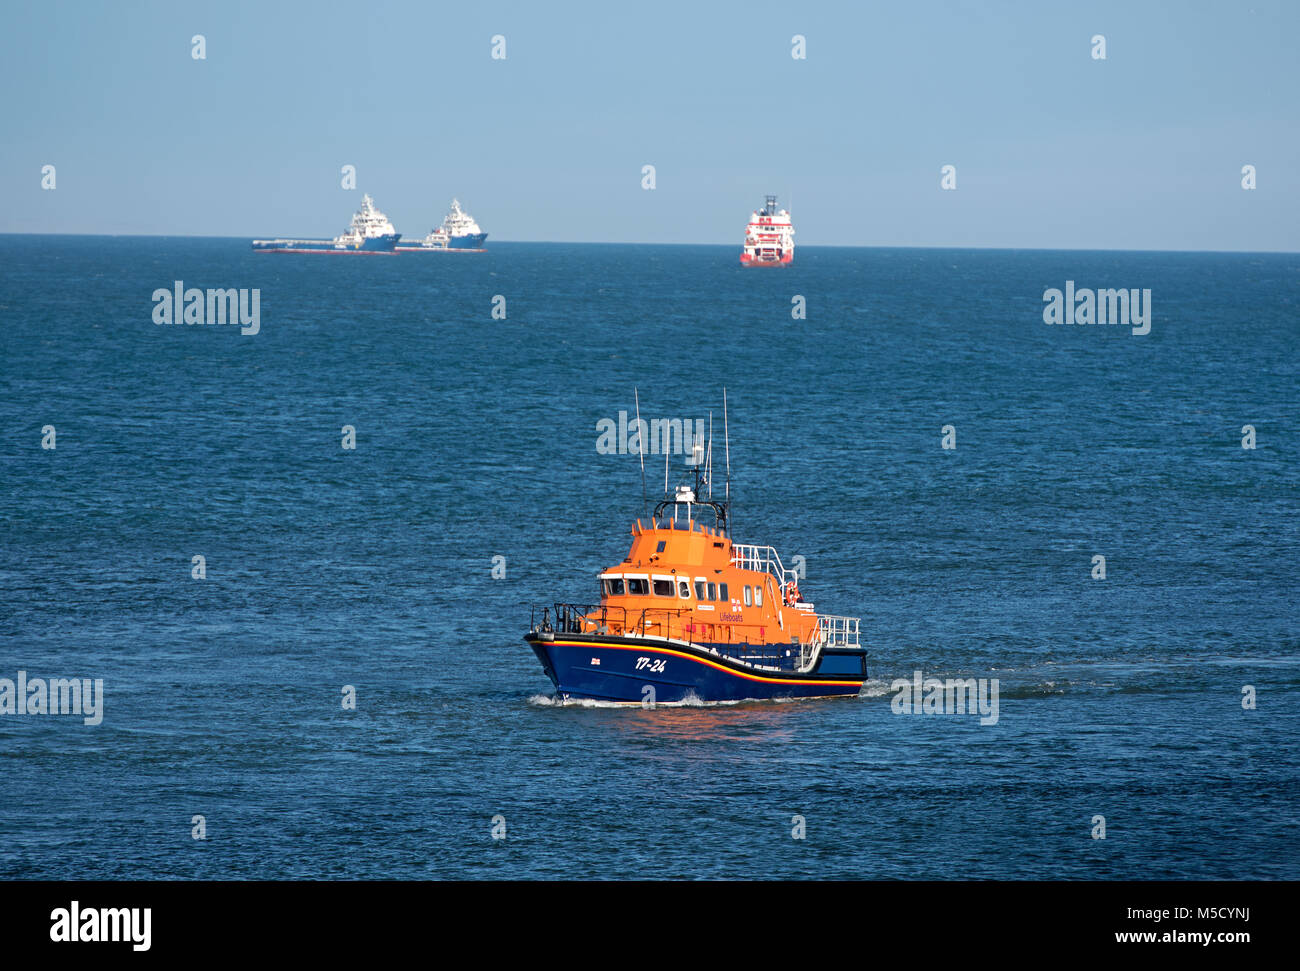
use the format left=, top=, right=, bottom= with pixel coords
left=0, top=236, right=1296, bottom=879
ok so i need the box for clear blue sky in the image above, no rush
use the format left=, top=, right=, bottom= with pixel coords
left=3, top=0, right=1296, bottom=250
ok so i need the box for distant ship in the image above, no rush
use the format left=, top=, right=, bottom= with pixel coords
left=396, top=199, right=488, bottom=252
left=740, top=195, right=794, bottom=266
left=252, top=194, right=401, bottom=253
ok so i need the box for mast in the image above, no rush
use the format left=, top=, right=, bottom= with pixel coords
left=647, top=396, right=730, bottom=532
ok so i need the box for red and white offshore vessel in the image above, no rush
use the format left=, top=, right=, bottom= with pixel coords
left=740, top=195, right=794, bottom=266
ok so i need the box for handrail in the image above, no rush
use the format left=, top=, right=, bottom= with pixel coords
left=528, top=601, right=813, bottom=670
left=814, top=614, right=860, bottom=649
left=530, top=601, right=860, bottom=671
left=730, top=543, right=802, bottom=598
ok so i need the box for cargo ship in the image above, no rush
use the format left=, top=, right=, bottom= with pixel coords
left=740, top=195, right=794, bottom=266
left=395, top=198, right=488, bottom=252
left=252, top=194, right=401, bottom=253
left=525, top=395, right=866, bottom=704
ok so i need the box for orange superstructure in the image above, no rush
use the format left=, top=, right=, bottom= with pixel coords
left=591, top=517, right=819, bottom=647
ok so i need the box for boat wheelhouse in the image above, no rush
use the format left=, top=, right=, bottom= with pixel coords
left=739, top=195, right=794, bottom=266
left=526, top=400, right=865, bottom=704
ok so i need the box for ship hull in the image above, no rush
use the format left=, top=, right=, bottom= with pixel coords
left=526, top=632, right=865, bottom=703
left=395, top=233, right=488, bottom=253
left=448, top=232, right=487, bottom=250
left=740, top=252, right=794, bottom=266
left=252, top=234, right=401, bottom=253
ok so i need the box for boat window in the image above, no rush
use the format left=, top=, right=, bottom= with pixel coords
left=707, top=582, right=717, bottom=601
left=627, top=578, right=649, bottom=595
left=743, top=586, right=752, bottom=607
left=604, top=578, right=624, bottom=596
left=652, top=579, right=674, bottom=597
left=695, top=581, right=707, bottom=599
left=719, top=583, right=729, bottom=602
left=656, top=541, right=666, bottom=553
left=754, top=585, right=763, bottom=607
left=678, top=580, right=690, bottom=598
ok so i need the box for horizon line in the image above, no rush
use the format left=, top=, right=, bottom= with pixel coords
left=0, top=232, right=1296, bottom=256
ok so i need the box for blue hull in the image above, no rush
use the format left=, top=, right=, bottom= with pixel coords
left=526, top=632, right=866, bottom=703
left=252, top=234, right=400, bottom=253
left=395, top=232, right=488, bottom=253
left=447, top=233, right=487, bottom=250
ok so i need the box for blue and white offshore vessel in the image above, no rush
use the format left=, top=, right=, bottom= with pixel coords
left=395, top=199, right=488, bottom=252
left=252, top=194, right=401, bottom=253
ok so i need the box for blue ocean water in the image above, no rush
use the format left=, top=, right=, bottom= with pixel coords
left=0, top=236, right=1296, bottom=879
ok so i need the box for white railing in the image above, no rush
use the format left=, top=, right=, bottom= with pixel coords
left=815, top=614, right=860, bottom=649
left=730, top=543, right=800, bottom=592
left=792, top=615, right=861, bottom=670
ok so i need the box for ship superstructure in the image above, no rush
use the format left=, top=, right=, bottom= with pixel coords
left=740, top=195, right=794, bottom=266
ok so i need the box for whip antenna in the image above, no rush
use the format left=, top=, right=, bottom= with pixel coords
left=706, top=412, right=713, bottom=498
left=723, top=388, right=731, bottom=528
left=634, top=388, right=647, bottom=518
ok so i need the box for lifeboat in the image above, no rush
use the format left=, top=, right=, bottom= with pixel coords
left=525, top=397, right=866, bottom=704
